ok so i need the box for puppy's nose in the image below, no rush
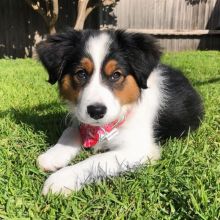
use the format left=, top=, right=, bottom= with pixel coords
left=87, top=104, right=107, bottom=120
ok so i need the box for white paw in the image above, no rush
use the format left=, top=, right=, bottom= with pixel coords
left=42, top=167, right=84, bottom=196
left=37, top=145, right=78, bottom=172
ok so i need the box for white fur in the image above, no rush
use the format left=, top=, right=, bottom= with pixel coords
left=38, top=67, right=165, bottom=195
left=37, top=127, right=81, bottom=172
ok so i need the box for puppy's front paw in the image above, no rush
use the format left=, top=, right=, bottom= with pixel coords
left=37, top=145, right=77, bottom=172
left=42, top=167, right=84, bottom=196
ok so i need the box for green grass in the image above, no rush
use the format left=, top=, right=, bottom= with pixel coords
left=0, top=51, right=220, bottom=219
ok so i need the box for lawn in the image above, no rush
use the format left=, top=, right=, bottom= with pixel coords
left=0, top=51, right=219, bottom=219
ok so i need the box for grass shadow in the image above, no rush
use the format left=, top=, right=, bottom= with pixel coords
left=0, top=102, right=68, bottom=144
left=193, top=76, right=220, bottom=86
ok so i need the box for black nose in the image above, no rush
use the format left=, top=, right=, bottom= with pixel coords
left=87, top=104, right=107, bottom=120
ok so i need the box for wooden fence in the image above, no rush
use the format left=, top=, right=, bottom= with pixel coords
left=0, top=0, right=220, bottom=58
left=111, top=0, right=220, bottom=51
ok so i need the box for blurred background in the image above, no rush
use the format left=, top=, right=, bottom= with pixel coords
left=0, top=0, right=220, bottom=58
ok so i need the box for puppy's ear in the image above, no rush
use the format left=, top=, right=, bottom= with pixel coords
left=115, top=31, right=162, bottom=88
left=36, top=30, right=82, bottom=84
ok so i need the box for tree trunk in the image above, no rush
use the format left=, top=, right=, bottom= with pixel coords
left=49, top=0, right=59, bottom=33
left=49, top=25, right=56, bottom=34
left=73, top=0, right=117, bottom=30
left=74, top=0, right=90, bottom=30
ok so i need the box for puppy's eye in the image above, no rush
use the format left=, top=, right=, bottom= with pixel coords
left=75, top=69, right=88, bottom=81
left=109, top=71, right=123, bottom=82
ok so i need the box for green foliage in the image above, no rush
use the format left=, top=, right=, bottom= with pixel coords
left=0, top=52, right=219, bottom=219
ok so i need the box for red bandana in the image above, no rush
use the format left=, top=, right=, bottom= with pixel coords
left=79, top=114, right=128, bottom=148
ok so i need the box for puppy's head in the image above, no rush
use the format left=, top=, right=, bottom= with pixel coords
left=37, top=30, right=161, bottom=125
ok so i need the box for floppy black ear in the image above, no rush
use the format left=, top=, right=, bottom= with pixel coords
left=36, top=30, right=82, bottom=84
left=115, top=31, right=162, bottom=88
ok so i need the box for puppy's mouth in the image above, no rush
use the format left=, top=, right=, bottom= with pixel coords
left=77, top=116, right=114, bottom=127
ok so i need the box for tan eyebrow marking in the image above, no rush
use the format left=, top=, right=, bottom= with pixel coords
left=104, top=59, right=118, bottom=76
left=80, top=57, right=94, bottom=75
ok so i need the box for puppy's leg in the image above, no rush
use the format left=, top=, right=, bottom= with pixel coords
left=42, top=146, right=159, bottom=195
left=37, top=127, right=81, bottom=172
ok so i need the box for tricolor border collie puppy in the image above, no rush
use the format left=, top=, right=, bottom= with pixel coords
left=36, top=30, right=203, bottom=195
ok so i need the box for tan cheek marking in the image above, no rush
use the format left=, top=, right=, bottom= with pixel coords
left=59, top=75, right=80, bottom=103
left=104, top=60, right=118, bottom=76
left=80, top=58, right=93, bottom=75
left=114, top=75, right=140, bottom=105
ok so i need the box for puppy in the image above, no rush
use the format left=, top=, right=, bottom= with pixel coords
left=36, top=30, right=203, bottom=195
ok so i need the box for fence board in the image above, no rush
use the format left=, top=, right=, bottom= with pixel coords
left=111, top=0, right=220, bottom=51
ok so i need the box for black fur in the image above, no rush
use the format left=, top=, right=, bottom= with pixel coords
left=154, top=65, right=204, bottom=142
left=37, top=30, right=84, bottom=84
left=109, top=30, right=162, bottom=88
